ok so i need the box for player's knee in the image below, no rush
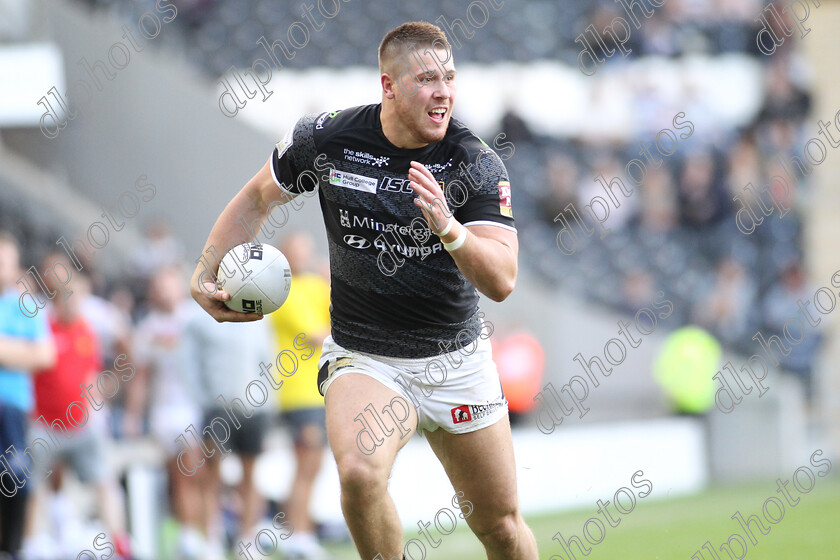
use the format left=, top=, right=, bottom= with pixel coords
left=336, top=455, right=388, bottom=494
left=471, top=510, right=520, bottom=552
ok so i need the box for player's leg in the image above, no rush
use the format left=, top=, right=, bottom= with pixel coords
left=325, top=372, right=418, bottom=560
left=167, top=456, right=205, bottom=558
left=232, top=413, right=268, bottom=542
left=425, top=415, right=538, bottom=560
left=22, top=423, right=57, bottom=557
left=238, top=455, right=262, bottom=540
left=199, top=447, right=223, bottom=557
left=286, top=424, right=324, bottom=531
left=0, top=486, right=29, bottom=556
left=93, top=478, right=132, bottom=557
left=152, top=404, right=206, bottom=558
left=69, top=425, right=133, bottom=558
left=0, top=404, right=31, bottom=557
left=283, top=408, right=327, bottom=557
left=22, top=478, right=47, bottom=556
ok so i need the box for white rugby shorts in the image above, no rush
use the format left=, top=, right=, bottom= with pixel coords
left=317, top=333, right=508, bottom=434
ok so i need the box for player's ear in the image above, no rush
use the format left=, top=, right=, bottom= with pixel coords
left=381, top=73, right=397, bottom=100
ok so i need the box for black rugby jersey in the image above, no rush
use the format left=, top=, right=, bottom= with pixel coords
left=270, top=104, right=515, bottom=358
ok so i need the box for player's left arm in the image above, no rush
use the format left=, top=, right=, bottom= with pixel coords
left=447, top=223, right=517, bottom=302
left=408, top=161, right=517, bottom=302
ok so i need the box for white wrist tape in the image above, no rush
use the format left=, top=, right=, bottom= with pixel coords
left=435, top=215, right=454, bottom=237
left=443, top=226, right=467, bottom=252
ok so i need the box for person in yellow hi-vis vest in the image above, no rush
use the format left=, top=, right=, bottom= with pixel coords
left=654, top=325, right=721, bottom=415
left=269, top=233, right=332, bottom=560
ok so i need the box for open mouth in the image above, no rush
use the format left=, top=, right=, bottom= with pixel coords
left=428, top=107, right=447, bottom=124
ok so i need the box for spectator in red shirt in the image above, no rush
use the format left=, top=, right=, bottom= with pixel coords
left=25, top=256, right=132, bottom=560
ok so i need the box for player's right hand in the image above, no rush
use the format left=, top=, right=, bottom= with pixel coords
left=190, top=275, right=264, bottom=323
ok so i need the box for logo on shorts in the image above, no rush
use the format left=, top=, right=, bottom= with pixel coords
left=451, top=405, right=472, bottom=424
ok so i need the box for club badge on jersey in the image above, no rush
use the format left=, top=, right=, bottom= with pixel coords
left=499, top=181, right=513, bottom=217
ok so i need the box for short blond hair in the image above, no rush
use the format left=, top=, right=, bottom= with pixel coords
left=378, top=21, right=452, bottom=74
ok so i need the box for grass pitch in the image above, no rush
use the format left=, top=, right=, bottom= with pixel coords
left=324, top=475, right=840, bottom=559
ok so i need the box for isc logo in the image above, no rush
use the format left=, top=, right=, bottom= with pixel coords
left=379, top=177, right=412, bottom=194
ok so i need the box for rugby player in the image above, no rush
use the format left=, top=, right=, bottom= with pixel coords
left=191, top=21, right=538, bottom=560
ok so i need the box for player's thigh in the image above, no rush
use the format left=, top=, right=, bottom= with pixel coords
left=324, top=372, right=418, bottom=478
left=426, top=415, right=520, bottom=527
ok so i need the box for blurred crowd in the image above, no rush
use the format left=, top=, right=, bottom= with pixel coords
left=506, top=33, right=822, bottom=400
left=87, top=0, right=820, bottom=401
left=73, top=0, right=781, bottom=73
left=0, top=229, right=339, bottom=560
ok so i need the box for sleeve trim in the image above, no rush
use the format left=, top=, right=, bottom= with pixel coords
left=269, top=151, right=282, bottom=187
left=270, top=152, right=300, bottom=198
left=462, top=220, right=517, bottom=233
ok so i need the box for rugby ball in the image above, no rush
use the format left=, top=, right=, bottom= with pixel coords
left=219, top=242, right=292, bottom=314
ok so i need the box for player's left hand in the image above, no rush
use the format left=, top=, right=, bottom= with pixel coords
left=408, top=161, right=453, bottom=234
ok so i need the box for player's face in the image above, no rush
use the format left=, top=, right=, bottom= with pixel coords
left=391, top=47, right=456, bottom=146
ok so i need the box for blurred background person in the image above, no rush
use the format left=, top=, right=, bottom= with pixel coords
left=0, top=232, right=55, bottom=560
left=693, top=256, right=759, bottom=352
left=128, top=222, right=186, bottom=312
left=638, top=166, right=679, bottom=235
left=180, top=294, right=273, bottom=559
left=654, top=326, right=721, bottom=416
left=269, top=233, right=332, bottom=560
left=125, top=264, right=203, bottom=560
left=75, top=271, right=134, bottom=439
left=493, top=327, right=545, bottom=426
left=762, top=259, right=823, bottom=405
left=23, top=255, right=132, bottom=560
left=535, top=152, right=580, bottom=225
left=676, top=150, right=731, bottom=230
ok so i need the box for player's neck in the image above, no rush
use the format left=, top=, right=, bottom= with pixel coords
left=379, top=104, right=427, bottom=150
